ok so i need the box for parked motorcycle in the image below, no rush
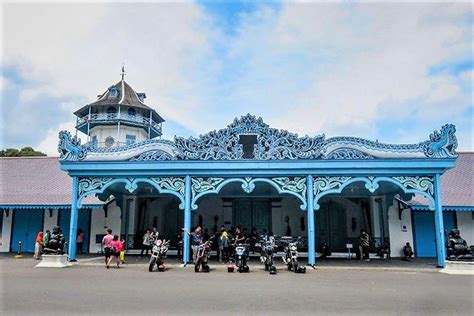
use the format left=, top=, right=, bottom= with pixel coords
left=194, top=239, right=213, bottom=273
left=234, top=240, right=250, bottom=273
left=259, top=236, right=277, bottom=274
left=148, top=239, right=170, bottom=272
left=281, top=237, right=306, bottom=273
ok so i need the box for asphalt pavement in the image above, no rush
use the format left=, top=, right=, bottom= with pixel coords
left=1, top=256, right=473, bottom=315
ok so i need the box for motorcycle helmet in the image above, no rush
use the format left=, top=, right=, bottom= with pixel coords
left=227, top=264, right=235, bottom=273
left=296, top=266, right=306, bottom=273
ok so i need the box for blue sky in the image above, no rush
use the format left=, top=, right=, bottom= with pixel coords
left=1, top=1, right=472, bottom=155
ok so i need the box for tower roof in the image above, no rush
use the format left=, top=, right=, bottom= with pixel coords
left=74, top=78, right=164, bottom=123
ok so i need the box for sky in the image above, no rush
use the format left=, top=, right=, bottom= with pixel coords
left=1, top=0, right=473, bottom=155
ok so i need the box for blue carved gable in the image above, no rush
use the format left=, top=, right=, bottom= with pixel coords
left=58, top=114, right=458, bottom=162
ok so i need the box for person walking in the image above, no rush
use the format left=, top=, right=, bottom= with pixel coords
left=141, top=229, right=151, bottom=256
left=358, top=229, right=371, bottom=261
left=76, top=229, right=84, bottom=255
left=119, top=239, right=126, bottom=264
left=107, top=235, right=124, bottom=268
left=34, top=231, right=43, bottom=260
left=102, top=228, right=114, bottom=268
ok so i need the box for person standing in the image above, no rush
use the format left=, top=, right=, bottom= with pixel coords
left=107, top=235, right=124, bottom=268
left=141, top=229, right=151, bottom=256
left=183, top=226, right=202, bottom=262
left=102, top=228, right=114, bottom=268
left=34, top=231, right=43, bottom=260
left=43, top=230, right=50, bottom=248
left=219, top=229, right=230, bottom=263
left=76, top=229, right=84, bottom=255
left=358, top=229, right=370, bottom=261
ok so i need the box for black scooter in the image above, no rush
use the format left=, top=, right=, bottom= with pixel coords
left=234, top=239, right=250, bottom=273
left=281, top=237, right=306, bottom=273
left=259, top=236, right=277, bottom=274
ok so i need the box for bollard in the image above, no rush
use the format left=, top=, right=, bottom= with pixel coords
left=15, top=241, right=23, bottom=259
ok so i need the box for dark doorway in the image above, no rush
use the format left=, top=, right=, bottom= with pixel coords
left=233, top=199, right=271, bottom=233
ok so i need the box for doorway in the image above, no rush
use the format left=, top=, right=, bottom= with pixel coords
left=233, top=199, right=271, bottom=234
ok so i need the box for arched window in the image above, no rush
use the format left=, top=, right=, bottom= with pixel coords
left=106, top=106, right=117, bottom=119
left=128, top=108, right=136, bottom=120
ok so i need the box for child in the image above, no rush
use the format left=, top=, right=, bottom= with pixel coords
left=119, top=239, right=126, bottom=264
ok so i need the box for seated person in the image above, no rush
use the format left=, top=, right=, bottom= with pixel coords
left=377, top=241, right=391, bottom=259
left=319, top=243, right=332, bottom=258
left=403, top=242, right=413, bottom=259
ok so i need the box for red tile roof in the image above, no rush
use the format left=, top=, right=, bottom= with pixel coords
left=411, top=152, right=473, bottom=207
left=0, top=157, right=102, bottom=206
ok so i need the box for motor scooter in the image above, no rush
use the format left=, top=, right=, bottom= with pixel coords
left=234, top=239, right=250, bottom=273
left=148, top=239, right=170, bottom=272
left=194, top=239, right=213, bottom=273
left=281, top=237, right=306, bottom=273
left=259, top=236, right=277, bottom=274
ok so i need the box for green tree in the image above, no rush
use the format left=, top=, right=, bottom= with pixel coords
left=0, top=147, right=46, bottom=157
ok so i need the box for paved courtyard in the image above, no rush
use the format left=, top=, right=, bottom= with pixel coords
left=1, top=256, right=473, bottom=315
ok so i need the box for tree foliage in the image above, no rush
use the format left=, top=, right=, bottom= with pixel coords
left=0, top=147, right=47, bottom=157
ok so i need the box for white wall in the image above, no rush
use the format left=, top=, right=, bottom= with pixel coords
left=43, top=208, right=58, bottom=232
left=0, top=209, right=13, bottom=252
left=89, top=125, right=149, bottom=145
left=387, top=198, right=414, bottom=257
left=89, top=202, right=121, bottom=253
left=456, top=212, right=474, bottom=245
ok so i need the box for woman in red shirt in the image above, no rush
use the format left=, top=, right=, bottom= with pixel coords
left=107, top=235, right=124, bottom=268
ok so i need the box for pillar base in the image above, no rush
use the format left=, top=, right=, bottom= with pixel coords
left=35, top=254, right=72, bottom=268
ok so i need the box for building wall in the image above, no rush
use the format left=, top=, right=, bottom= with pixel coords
left=456, top=211, right=474, bottom=245
left=43, top=208, right=58, bottom=232
left=387, top=198, right=414, bottom=257
left=0, top=209, right=13, bottom=252
left=89, top=201, right=121, bottom=253
left=89, top=125, right=149, bottom=146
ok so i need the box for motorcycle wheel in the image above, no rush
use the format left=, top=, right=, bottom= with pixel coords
left=148, top=258, right=156, bottom=272
left=203, top=264, right=210, bottom=273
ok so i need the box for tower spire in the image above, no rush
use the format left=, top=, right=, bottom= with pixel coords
left=121, top=64, right=125, bottom=81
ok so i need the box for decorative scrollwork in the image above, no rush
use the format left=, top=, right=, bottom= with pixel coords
left=272, top=177, right=307, bottom=199
left=58, top=115, right=457, bottom=161
left=58, top=131, right=89, bottom=161
left=191, top=178, right=226, bottom=196
left=422, top=124, right=458, bottom=158
left=324, top=148, right=374, bottom=160
left=313, top=177, right=352, bottom=196
left=78, top=177, right=113, bottom=196
left=131, top=150, right=176, bottom=161
left=392, top=176, right=434, bottom=196
left=149, top=177, right=186, bottom=196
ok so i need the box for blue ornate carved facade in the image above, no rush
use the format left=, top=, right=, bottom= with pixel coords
left=59, top=109, right=458, bottom=269
left=58, top=114, right=458, bottom=162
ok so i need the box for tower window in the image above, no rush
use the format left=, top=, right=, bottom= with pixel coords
left=90, top=135, right=98, bottom=148
left=109, top=86, right=118, bottom=98
left=126, top=134, right=136, bottom=146
left=137, top=93, right=146, bottom=102
left=105, top=136, right=115, bottom=147
left=106, top=106, right=117, bottom=119
left=128, top=108, right=136, bottom=119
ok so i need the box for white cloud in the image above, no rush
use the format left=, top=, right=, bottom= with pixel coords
left=2, top=1, right=473, bottom=152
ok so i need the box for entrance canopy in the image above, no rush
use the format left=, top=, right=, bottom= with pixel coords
left=58, top=114, right=458, bottom=267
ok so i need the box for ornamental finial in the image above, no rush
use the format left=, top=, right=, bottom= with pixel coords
left=121, top=63, right=125, bottom=81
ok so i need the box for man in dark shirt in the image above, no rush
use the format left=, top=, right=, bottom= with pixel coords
left=183, top=226, right=203, bottom=262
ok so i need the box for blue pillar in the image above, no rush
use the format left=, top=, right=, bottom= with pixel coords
left=183, top=175, right=191, bottom=265
left=434, top=173, right=446, bottom=268
left=306, top=175, right=316, bottom=266
left=68, top=176, right=79, bottom=261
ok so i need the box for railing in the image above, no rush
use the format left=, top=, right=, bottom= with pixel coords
left=77, top=113, right=162, bottom=134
